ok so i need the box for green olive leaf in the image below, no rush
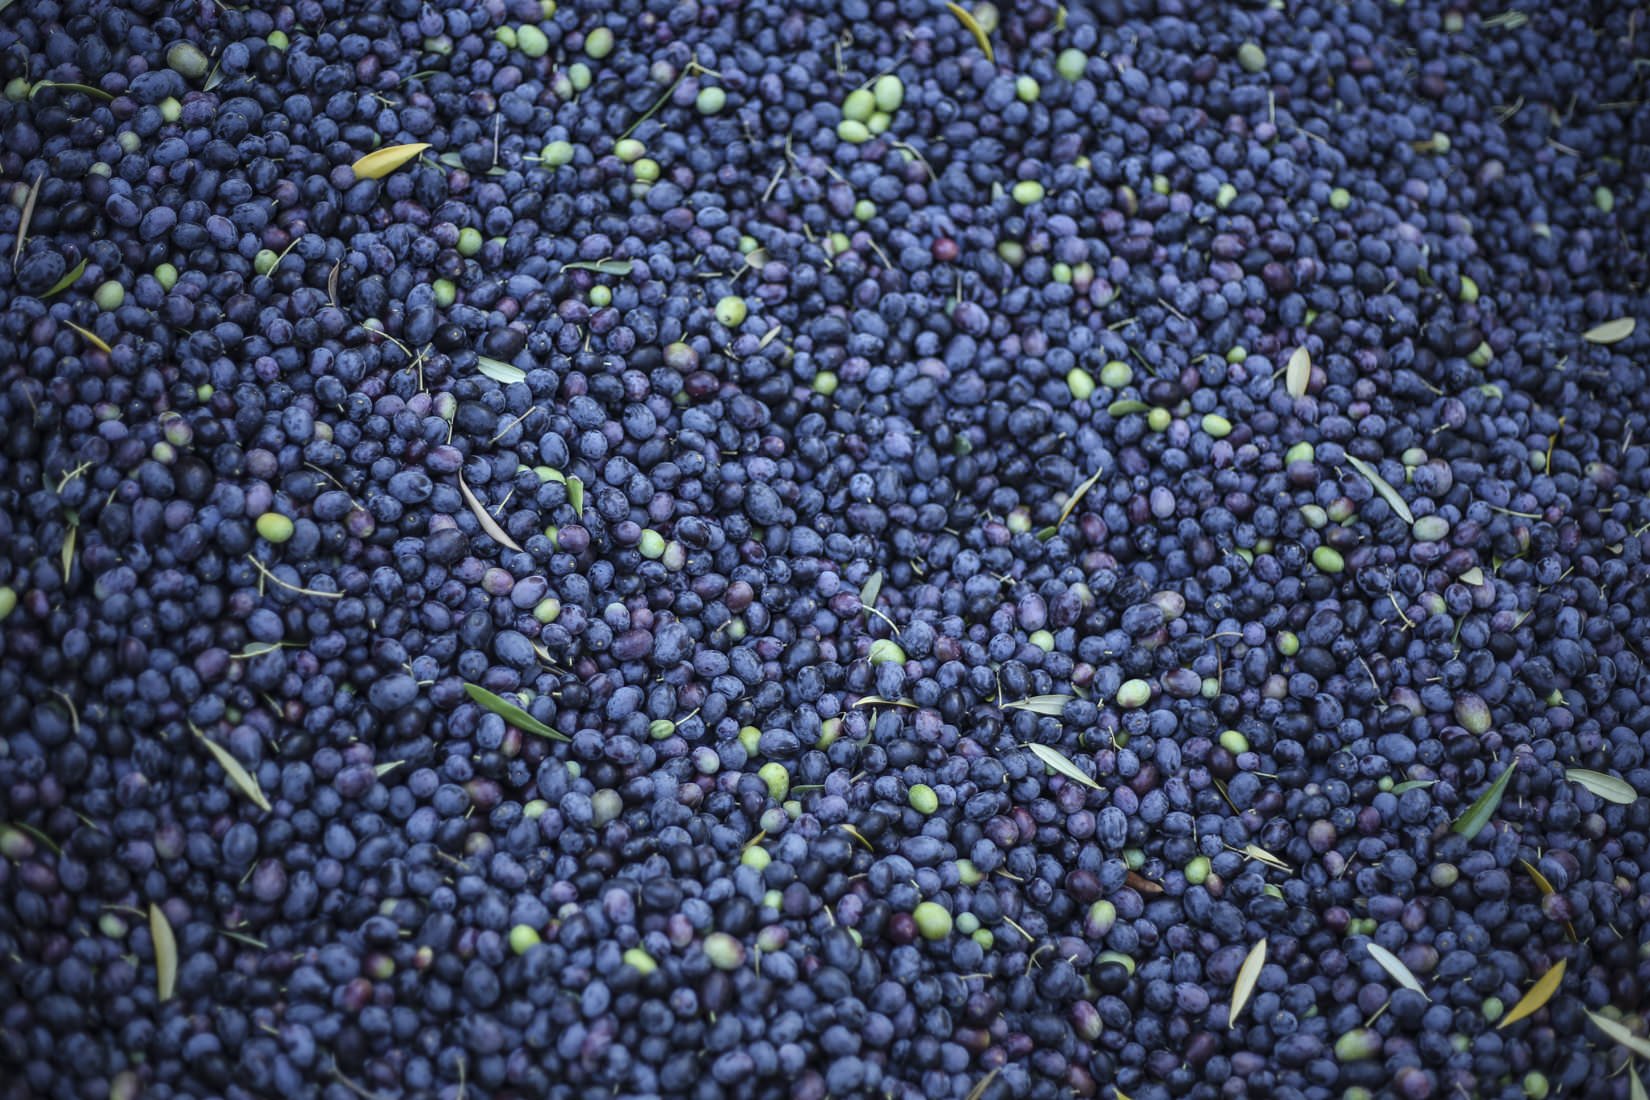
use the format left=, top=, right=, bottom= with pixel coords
left=1025, top=742, right=1100, bottom=790
left=475, top=356, right=526, bottom=385
left=1451, top=757, right=1518, bottom=839
left=463, top=682, right=569, bottom=742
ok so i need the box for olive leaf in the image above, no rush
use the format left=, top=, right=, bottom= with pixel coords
left=1025, top=743, right=1100, bottom=790
left=149, top=903, right=177, bottom=1002
left=1519, top=859, right=1576, bottom=940
left=1582, top=317, right=1636, bottom=345
left=60, top=522, right=76, bottom=582
left=1366, top=942, right=1428, bottom=999
left=838, top=823, right=874, bottom=850
left=31, top=80, right=112, bottom=101
left=562, top=259, right=634, bottom=275
left=65, top=320, right=111, bottom=354
left=42, top=255, right=86, bottom=296
left=1059, top=467, right=1106, bottom=526
left=1564, top=768, right=1638, bottom=805
left=230, top=641, right=288, bottom=660
left=859, top=569, right=883, bottom=612
left=457, top=473, right=525, bottom=553
left=1002, top=694, right=1073, bottom=717
left=1520, top=859, right=1556, bottom=897
left=1344, top=454, right=1415, bottom=525
left=1229, top=938, right=1266, bottom=1027
left=852, top=695, right=917, bottom=708
left=1, top=820, right=61, bottom=856
left=566, top=476, right=585, bottom=519
left=475, top=356, right=526, bottom=385
left=1285, top=346, right=1310, bottom=399
left=945, top=1, right=994, bottom=60
left=1497, top=959, right=1564, bottom=1029
left=374, top=760, right=405, bottom=778
left=1107, top=399, right=1150, bottom=417
left=218, top=928, right=268, bottom=949
left=195, top=728, right=272, bottom=812
left=351, top=142, right=432, bottom=180
left=14, top=173, right=41, bottom=268
left=1633, top=1067, right=1649, bottom=1100
left=1126, top=870, right=1164, bottom=895
left=1451, top=757, right=1517, bottom=839
left=1391, top=779, right=1436, bottom=794
left=1584, top=1010, right=1650, bottom=1061
left=1243, top=844, right=1290, bottom=872
left=463, top=683, right=569, bottom=742
left=1458, top=566, right=1486, bottom=586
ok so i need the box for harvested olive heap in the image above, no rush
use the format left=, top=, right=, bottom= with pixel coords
left=3, top=0, right=1650, bottom=1097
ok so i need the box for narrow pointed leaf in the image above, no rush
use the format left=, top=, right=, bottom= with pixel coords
left=231, top=641, right=287, bottom=659
left=1633, top=1068, right=1649, bottom=1100
left=1025, top=743, right=1100, bottom=790
left=42, top=255, right=87, bottom=296
left=1003, top=694, right=1073, bottom=717
left=60, top=523, right=76, bottom=582
left=1451, top=757, right=1518, bottom=839
left=1366, top=942, right=1428, bottom=999
left=1126, top=870, right=1164, bottom=895
left=1059, top=467, right=1106, bottom=525
left=463, top=682, right=569, bottom=742
left=1585, top=1010, right=1650, bottom=1061
left=65, top=319, right=110, bottom=353
left=475, top=356, right=526, bottom=384
left=1582, top=317, right=1636, bottom=345
left=562, top=259, right=634, bottom=275
left=945, top=2, right=994, bottom=59
left=14, top=173, right=41, bottom=267
left=32, top=80, right=113, bottom=101
left=1521, top=859, right=1556, bottom=898
left=196, top=731, right=272, bottom=812
left=351, top=142, right=431, bottom=180
left=1459, top=567, right=1486, bottom=586
left=149, top=904, right=177, bottom=1002
left=1285, top=346, right=1311, bottom=398
left=839, top=823, right=874, bottom=850
left=457, top=473, right=525, bottom=553
left=1107, top=399, right=1150, bottom=417
left=852, top=695, right=917, bottom=709
left=374, top=760, right=405, bottom=778
left=567, top=476, right=584, bottom=519
left=860, top=570, right=883, bottom=611
left=1344, top=454, right=1415, bottom=525
left=1243, top=844, right=1290, bottom=871
left=1391, top=779, right=1436, bottom=794
left=1565, top=768, right=1638, bottom=805
left=1229, top=939, right=1266, bottom=1027
left=1521, top=859, right=1580, bottom=944
left=1497, top=959, right=1565, bottom=1029
left=2, top=820, right=61, bottom=856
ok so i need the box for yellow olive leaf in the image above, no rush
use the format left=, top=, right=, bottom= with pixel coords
left=1498, top=959, right=1565, bottom=1029
left=350, top=142, right=432, bottom=180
